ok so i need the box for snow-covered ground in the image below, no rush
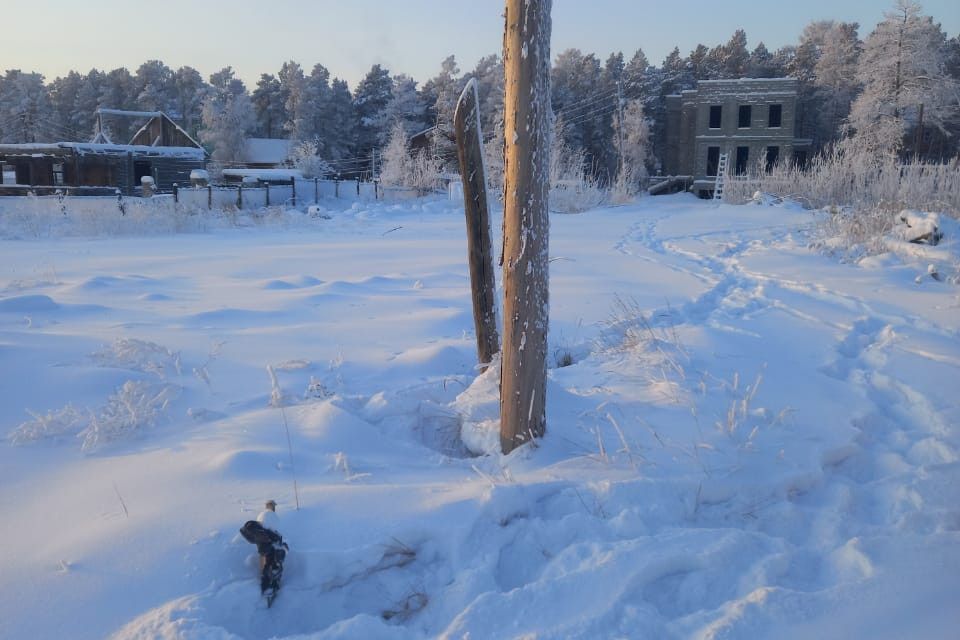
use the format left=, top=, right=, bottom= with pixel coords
left=1, top=194, right=957, bottom=639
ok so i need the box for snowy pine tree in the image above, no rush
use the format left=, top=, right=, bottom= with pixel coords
left=252, top=74, right=286, bottom=138
left=353, top=64, right=393, bottom=172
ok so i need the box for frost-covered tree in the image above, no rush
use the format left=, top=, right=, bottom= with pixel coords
left=747, top=43, right=782, bottom=78
left=420, top=55, right=462, bottom=161
left=97, top=67, right=136, bottom=141
left=289, top=140, right=332, bottom=178
left=379, top=120, right=438, bottom=191
left=73, top=70, right=104, bottom=138
left=687, top=44, right=711, bottom=80
left=612, top=99, right=651, bottom=201
left=278, top=61, right=306, bottom=139
left=375, top=74, right=427, bottom=146
left=199, top=70, right=254, bottom=169
left=466, top=54, right=504, bottom=136
left=813, top=22, right=861, bottom=144
left=379, top=121, right=410, bottom=187
left=623, top=49, right=650, bottom=92
left=849, top=0, right=958, bottom=156
left=133, top=60, right=175, bottom=113
left=0, top=70, right=53, bottom=143
left=721, top=29, right=750, bottom=78
left=551, top=49, right=609, bottom=178
left=483, top=116, right=505, bottom=191
left=172, top=66, right=209, bottom=138
left=49, top=71, right=84, bottom=139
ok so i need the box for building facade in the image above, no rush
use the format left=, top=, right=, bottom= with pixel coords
left=0, top=111, right=206, bottom=196
left=663, top=78, right=811, bottom=197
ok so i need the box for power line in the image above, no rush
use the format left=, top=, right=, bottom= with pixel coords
left=552, top=85, right=619, bottom=117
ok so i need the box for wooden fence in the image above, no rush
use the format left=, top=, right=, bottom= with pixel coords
left=172, top=177, right=386, bottom=210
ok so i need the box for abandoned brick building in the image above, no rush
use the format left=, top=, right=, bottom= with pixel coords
left=663, top=78, right=811, bottom=197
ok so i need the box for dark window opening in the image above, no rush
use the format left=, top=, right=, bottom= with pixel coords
left=768, top=104, right=782, bottom=128
left=738, top=105, right=752, bottom=128
left=15, top=163, right=30, bottom=185
left=765, top=146, right=780, bottom=172
left=53, top=162, right=65, bottom=186
left=735, top=146, right=749, bottom=175
left=709, top=105, right=722, bottom=129
left=793, top=150, right=808, bottom=169
left=706, top=146, right=720, bottom=176
left=134, top=160, right=152, bottom=184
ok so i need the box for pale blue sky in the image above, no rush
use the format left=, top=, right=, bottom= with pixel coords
left=1, top=0, right=957, bottom=88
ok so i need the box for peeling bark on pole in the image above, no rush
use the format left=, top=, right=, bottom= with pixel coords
left=454, top=78, right=500, bottom=372
left=501, top=0, right=551, bottom=454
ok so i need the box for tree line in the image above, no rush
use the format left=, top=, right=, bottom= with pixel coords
left=0, top=0, right=956, bottom=179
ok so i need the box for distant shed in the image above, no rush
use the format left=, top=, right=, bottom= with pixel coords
left=240, top=138, right=294, bottom=169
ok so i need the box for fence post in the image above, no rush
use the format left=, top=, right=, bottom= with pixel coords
left=173, top=183, right=179, bottom=203
left=314, top=177, right=319, bottom=203
left=374, top=178, right=379, bottom=200
left=455, top=78, right=499, bottom=373
left=208, top=185, right=212, bottom=209
left=356, top=177, right=360, bottom=196
left=238, top=183, right=243, bottom=208
left=266, top=182, right=270, bottom=206
left=291, top=177, right=296, bottom=207
left=335, top=178, right=339, bottom=198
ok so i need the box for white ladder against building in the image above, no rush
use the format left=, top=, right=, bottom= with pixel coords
left=713, top=152, right=729, bottom=202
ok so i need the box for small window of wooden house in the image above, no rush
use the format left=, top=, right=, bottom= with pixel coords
left=735, top=146, right=749, bottom=175
left=768, top=104, right=782, bottom=128
left=134, top=160, right=152, bottom=183
left=53, top=162, right=65, bottom=186
left=706, top=146, right=720, bottom=176
left=765, top=146, right=780, bottom=172
left=709, top=106, right=722, bottom=129
left=738, top=105, right=751, bottom=128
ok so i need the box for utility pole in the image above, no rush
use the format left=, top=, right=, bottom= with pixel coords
left=500, top=0, right=552, bottom=454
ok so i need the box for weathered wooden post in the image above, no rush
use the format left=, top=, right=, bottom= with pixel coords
left=455, top=78, right=500, bottom=372
left=266, top=182, right=271, bottom=206
left=314, top=177, right=319, bottom=202
left=291, top=176, right=297, bottom=207
left=173, top=183, right=178, bottom=204
left=237, top=183, right=243, bottom=208
left=500, top=0, right=551, bottom=454
left=208, top=184, right=212, bottom=209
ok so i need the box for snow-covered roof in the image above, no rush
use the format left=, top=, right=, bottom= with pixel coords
left=221, top=168, right=304, bottom=180
left=698, top=77, right=797, bottom=84
left=0, top=142, right=205, bottom=159
left=241, top=138, right=294, bottom=165
left=96, top=108, right=165, bottom=118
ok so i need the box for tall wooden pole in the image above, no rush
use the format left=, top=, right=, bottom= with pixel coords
left=454, top=78, right=500, bottom=371
left=501, top=0, right=551, bottom=454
